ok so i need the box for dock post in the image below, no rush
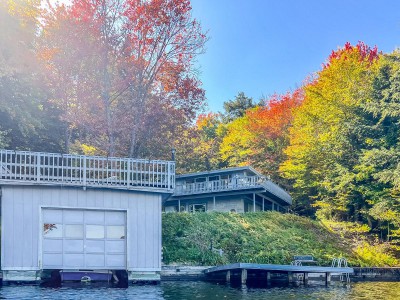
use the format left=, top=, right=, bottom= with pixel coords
left=241, top=269, right=247, bottom=285
left=226, top=271, right=231, bottom=283
left=303, top=272, right=308, bottom=285
left=325, top=272, right=331, bottom=285
left=288, top=272, right=294, bottom=284
left=266, top=272, right=271, bottom=286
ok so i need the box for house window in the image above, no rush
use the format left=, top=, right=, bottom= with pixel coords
left=189, top=204, right=206, bottom=213
left=195, top=177, right=206, bottom=183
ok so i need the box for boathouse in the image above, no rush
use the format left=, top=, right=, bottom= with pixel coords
left=164, top=166, right=291, bottom=213
left=0, top=149, right=175, bottom=282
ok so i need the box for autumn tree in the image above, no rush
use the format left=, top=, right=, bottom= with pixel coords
left=175, top=113, right=226, bottom=173
left=122, top=0, right=207, bottom=157
left=39, top=0, right=207, bottom=158
left=220, top=90, right=303, bottom=185
left=281, top=42, right=380, bottom=218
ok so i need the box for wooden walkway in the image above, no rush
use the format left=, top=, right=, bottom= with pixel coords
left=204, top=263, right=354, bottom=285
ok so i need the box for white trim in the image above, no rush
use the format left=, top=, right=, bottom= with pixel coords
left=40, top=205, right=128, bottom=212
left=158, top=194, right=162, bottom=269
left=126, top=208, right=130, bottom=269
left=38, top=205, right=43, bottom=269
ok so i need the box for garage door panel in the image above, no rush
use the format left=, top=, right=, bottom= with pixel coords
left=43, top=253, right=63, bottom=267
left=64, top=210, right=83, bottom=223
left=86, top=225, right=105, bottom=239
left=43, top=239, right=63, bottom=252
left=106, top=240, right=125, bottom=253
left=86, top=254, right=105, bottom=267
left=86, top=240, right=105, bottom=253
left=43, top=210, right=62, bottom=223
left=85, top=210, right=105, bottom=224
left=64, top=240, right=84, bottom=253
left=106, top=225, right=125, bottom=239
left=64, top=254, right=84, bottom=268
left=106, top=211, right=125, bottom=225
left=65, top=224, right=84, bottom=239
left=106, top=255, right=125, bottom=268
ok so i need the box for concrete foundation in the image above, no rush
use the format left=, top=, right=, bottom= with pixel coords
left=128, top=271, right=160, bottom=282
left=2, top=270, right=41, bottom=283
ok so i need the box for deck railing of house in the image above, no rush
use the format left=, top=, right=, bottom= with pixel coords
left=174, top=175, right=292, bottom=204
left=0, top=149, right=175, bottom=192
left=174, top=176, right=264, bottom=195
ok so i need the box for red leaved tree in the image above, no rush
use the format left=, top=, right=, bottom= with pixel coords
left=39, top=0, right=207, bottom=158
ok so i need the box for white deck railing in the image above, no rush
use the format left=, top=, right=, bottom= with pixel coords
left=174, top=176, right=264, bottom=195
left=174, top=176, right=292, bottom=204
left=0, top=149, right=175, bottom=192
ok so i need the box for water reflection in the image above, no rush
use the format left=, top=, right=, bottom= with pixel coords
left=0, top=281, right=399, bottom=300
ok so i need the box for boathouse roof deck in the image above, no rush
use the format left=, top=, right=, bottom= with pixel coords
left=174, top=167, right=292, bottom=205
left=0, top=149, right=175, bottom=193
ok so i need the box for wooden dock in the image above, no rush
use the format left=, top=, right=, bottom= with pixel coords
left=204, top=263, right=354, bottom=285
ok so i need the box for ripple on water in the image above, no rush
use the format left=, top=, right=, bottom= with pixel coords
left=0, top=281, right=399, bottom=300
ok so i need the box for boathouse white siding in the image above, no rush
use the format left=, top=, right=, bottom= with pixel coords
left=1, top=185, right=162, bottom=274
left=0, top=149, right=174, bottom=281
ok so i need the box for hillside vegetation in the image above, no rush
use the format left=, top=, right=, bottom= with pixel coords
left=162, top=212, right=399, bottom=267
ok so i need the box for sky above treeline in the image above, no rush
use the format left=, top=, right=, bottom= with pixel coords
left=53, top=0, right=400, bottom=113
left=191, top=0, right=400, bottom=112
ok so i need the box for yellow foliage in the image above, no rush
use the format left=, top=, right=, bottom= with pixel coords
left=355, top=242, right=399, bottom=267
left=5, top=0, right=41, bottom=24
left=219, top=115, right=254, bottom=166
left=81, top=144, right=98, bottom=156
left=280, top=43, right=380, bottom=210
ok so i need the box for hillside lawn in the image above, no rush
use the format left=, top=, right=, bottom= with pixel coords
left=162, top=212, right=399, bottom=267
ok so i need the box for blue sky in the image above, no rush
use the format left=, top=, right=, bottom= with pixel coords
left=190, top=0, right=400, bottom=113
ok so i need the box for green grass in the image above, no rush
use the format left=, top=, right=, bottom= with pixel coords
left=162, top=211, right=399, bottom=267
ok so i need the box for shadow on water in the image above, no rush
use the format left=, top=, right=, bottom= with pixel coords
left=39, top=269, right=129, bottom=289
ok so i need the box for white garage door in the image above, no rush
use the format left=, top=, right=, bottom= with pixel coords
left=42, top=209, right=126, bottom=269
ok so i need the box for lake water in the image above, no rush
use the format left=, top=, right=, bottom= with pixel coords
left=0, top=281, right=399, bottom=300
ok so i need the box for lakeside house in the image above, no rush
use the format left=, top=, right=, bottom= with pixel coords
left=164, top=166, right=291, bottom=213
left=0, top=149, right=175, bottom=283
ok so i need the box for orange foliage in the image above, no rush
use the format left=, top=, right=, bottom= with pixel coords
left=196, top=112, right=220, bottom=129
left=246, top=88, right=304, bottom=140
